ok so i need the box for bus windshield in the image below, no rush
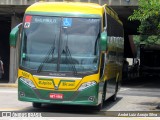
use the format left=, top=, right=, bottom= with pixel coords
left=20, top=15, right=100, bottom=74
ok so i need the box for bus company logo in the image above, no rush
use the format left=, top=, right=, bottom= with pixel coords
left=2, top=112, right=12, bottom=117
left=62, top=82, right=75, bottom=87
left=54, top=85, right=58, bottom=90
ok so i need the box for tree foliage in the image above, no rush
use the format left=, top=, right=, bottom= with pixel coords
left=138, top=15, right=160, bottom=35
left=129, top=0, right=160, bottom=43
left=129, top=0, right=160, bottom=22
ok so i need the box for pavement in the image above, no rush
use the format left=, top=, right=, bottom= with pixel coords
left=0, top=83, right=17, bottom=88
left=0, top=79, right=17, bottom=88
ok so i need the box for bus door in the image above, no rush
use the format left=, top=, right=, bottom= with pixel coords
left=105, top=37, right=117, bottom=99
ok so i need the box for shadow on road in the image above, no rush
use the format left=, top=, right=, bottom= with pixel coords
left=102, top=97, right=122, bottom=111
left=18, top=97, right=123, bottom=116
left=122, top=76, right=160, bottom=88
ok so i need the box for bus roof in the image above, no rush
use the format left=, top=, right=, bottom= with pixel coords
left=26, top=2, right=104, bottom=17
left=26, top=2, right=122, bottom=24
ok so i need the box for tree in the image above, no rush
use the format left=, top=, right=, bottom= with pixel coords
left=129, top=0, right=160, bottom=22
left=129, top=0, right=160, bottom=44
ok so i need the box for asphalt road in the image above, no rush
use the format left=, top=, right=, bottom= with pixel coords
left=0, top=76, right=160, bottom=117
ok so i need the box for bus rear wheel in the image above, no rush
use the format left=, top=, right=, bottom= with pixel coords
left=32, top=102, right=42, bottom=108
left=110, top=82, right=118, bottom=102
left=110, top=91, right=117, bottom=101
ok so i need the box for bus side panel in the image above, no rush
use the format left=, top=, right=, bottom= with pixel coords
left=103, top=12, right=124, bottom=100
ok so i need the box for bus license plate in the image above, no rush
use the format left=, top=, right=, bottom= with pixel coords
left=49, top=93, right=63, bottom=99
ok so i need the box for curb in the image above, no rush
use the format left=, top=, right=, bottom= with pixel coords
left=0, top=84, right=18, bottom=88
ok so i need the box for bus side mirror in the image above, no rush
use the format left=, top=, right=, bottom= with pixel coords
left=100, top=31, right=107, bottom=51
left=10, top=23, right=22, bottom=47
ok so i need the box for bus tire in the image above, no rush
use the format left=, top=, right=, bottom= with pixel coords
left=95, top=81, right=107, bottom=111
left=110, top=82, right=118, bottom=102
left=96, top=96, right=103, bottom=111
left=111, top=91, right=117, bottom=102
left=32, top=102, right=42, bottom=108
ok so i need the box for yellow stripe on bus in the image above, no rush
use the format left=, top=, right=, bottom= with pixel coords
left=26, top=2, right=104, bottom=16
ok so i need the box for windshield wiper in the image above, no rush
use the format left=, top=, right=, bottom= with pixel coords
left=62, top=46, right=77, bottom=75
left=62, top=30, right=77, bottom=75
left=37, top=37, right=56, bottom=73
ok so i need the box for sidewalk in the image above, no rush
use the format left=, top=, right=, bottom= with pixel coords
left=0, top=83, right=17, bottom=88
left=0, top=80, right=18, bottom=88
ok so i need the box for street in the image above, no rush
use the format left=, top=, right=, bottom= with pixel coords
left=0, top=77, right=160, bottom=117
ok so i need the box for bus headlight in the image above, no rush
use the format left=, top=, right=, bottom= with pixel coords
left=78, top=81, right=96, bottom=91
left=19, top=77, right=35, bottom=88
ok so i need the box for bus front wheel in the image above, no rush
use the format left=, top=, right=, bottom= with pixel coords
left=32, top=102, right=42, bottom=108
left=95, top=97, right=103, bottom=111
left=95, top=86, right=106, bottom=111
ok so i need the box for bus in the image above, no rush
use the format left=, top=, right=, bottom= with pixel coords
left=10, top=2, right=124, bottom=110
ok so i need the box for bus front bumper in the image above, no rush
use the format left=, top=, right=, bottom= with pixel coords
left=18, top=79, right=100, bottom=106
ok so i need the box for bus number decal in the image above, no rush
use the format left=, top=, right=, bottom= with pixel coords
left=24, top=15, right=32, bottom=28
left=22, top=72, right=30, bottom=78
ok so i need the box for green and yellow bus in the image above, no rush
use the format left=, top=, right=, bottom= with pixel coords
left=10, top=2, right=124, bottom=110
